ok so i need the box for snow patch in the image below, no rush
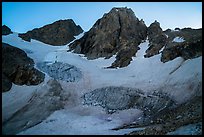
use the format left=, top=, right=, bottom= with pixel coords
left=74, top=31, right=85, bottom=39
left=172, top=37, right=185, bottom=43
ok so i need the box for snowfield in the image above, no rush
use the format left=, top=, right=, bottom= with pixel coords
left=2, top=33, right=202, bottom=135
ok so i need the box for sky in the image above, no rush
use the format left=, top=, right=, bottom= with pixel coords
left=2, top=2, right=202, bottom=33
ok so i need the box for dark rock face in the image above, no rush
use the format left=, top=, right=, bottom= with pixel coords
left=2, top=25, right=13, bottom=35
left=18, top=19, right=83, bottom=46
left=161, top=28, right=202, bottom=62
left=144, top=21, right=167, bottom=58
left=69, top=7, right=147, bottom=68
left=2, top=43, right=45, bottom=92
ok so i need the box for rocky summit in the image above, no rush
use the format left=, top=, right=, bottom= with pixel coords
left=69, top=7, right=147, bottom=68
left=18, top=19, right=83, bottom=46
left=2, top=25, right=13, bottom=35
left=2, top=43, right=45, bottom=92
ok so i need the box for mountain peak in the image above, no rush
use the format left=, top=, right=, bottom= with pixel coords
left=69, top=7, right=147, bottom=68
left=2, top=25, right=13, bottom=35
left=18, top=19, right=83, bottom=46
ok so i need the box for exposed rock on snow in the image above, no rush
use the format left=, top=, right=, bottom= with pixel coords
left=2, top=25, right=13, bottom=35
left=144, top=20, right=167, bottom=58
left=161, top=39, right=202, bottom=63
left=83, top=86, right=174, bottom=115
left=2, top=43, right=45, bottom=92
left=69, top=7, right=147, bottom=68
left=163, top=27, right=202, bottom=44
left=2, top=79, right=69, bottom=135
left=37, top=62, right=82, bottom=82
left=161, top=28, right=202, bottom=62
left=18, top=19, right=83, bottom=46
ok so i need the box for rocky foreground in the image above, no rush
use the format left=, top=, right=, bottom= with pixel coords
left=112, top=90, right=202, bottom=135
left=2, top=43, right=45, bottom=92
left=82, top=85, right=202, bottom=135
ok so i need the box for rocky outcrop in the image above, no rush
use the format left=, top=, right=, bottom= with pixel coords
left=69, top=7, right=147, bottom=68
left=18, top=19, right=83, bottom=46
left=2, top=43, right=45, bottom=92
left=144, top=21, right=167, bottom=58
left=161, top=28, right=202, bottom=62
left=2, top=25, right=13, bottom=35
left=161, top=39, right=202, bottom=63
left=164, top=28, right=202, bottom=44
